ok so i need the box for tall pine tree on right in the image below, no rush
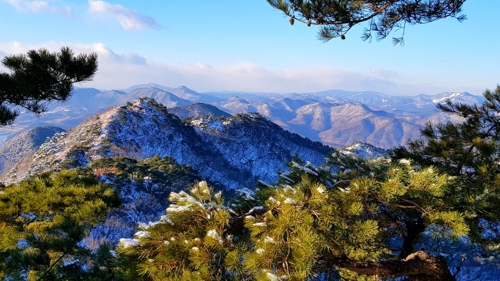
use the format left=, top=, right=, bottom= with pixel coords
left=394, top=84, right=500, bottom=260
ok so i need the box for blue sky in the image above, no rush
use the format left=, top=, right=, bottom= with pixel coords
left=0, top=0, right=498, bottom=95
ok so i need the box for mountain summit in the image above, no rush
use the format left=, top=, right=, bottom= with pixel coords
left=1, top=98, right=330, bottom=189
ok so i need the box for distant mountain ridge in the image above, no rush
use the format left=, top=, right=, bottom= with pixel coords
left=169, top=103, right=232, bottom=119
left=0, top=84, right=484, bottom=148
left=120, top=87, right=192, bottom=108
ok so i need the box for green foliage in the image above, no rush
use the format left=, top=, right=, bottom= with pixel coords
left=120, top=155, right=468, bottom=280
left=60, top=145, right=91, bottom=170
left=401, top=87, right=500, bottom=179
left=0, top=47, right=98, bottom=125
left=398, top=85, right=500, bottom=244
left=267, top=0, right=466, bottom=44
left=118, top=181, right=243, bottom=280
left=90, top=155, right=201, bottom=193
left=0, top=169, right=120, bottom=280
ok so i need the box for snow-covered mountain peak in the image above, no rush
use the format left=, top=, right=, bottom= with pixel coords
left=2, top=98, right=330, bottom=189
left=432, top=92, right=464, bottom=104
left=339, top=142, right=388, bottom=159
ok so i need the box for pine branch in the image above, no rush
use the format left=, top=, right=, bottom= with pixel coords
left=331, top=251, right=454, bottom=280
left=228, top=206, right=267, bottom=235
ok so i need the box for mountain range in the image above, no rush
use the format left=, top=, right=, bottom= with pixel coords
left=0, top=84, right=483, bottom=149
left=0, top=96, right=393, bottom=243
left=0, top=98, right=330, bottom=189
left=0, top=85, right=484, bottom=248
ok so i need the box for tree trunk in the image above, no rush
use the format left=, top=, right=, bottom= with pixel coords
left=400, top=218, right=426, bottom=259
left=333, top=251, right=455, bottom=281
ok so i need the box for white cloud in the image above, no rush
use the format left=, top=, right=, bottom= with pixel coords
left=3, top=0, right=72, bottom=17
left=370, top=67, right=399, bottom=79
left=0, top=42, right=462, bottom=95
left=87, top=0, right=160, bottom=31
left=0, top=41, right=28, bottom=55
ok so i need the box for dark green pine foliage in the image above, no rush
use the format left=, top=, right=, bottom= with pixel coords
left=0, top=47, right=98, bottom=125
left=267, top=0, right=466, bottom=44
left=90, top=155, right=201, bottom=193
left=396, top=85, right=500, bottom=247
left=0, top=170, right=120, bottom=280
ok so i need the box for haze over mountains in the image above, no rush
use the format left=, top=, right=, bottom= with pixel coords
left=0, top=83, right=483, bottom=149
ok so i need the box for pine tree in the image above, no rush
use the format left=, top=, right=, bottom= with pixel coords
left=119, top=156, right=467, bottom=280
left=0, top=169, right=120, bottom=280
left=267, top=0, right=467, bottom=44
left=395, top=85, right=500, bottom=250
left=0, top=47, right=98, bottom=125
left=117, top=181, right=246, bottom=281
left=245, top=156, right=463, bottom=280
